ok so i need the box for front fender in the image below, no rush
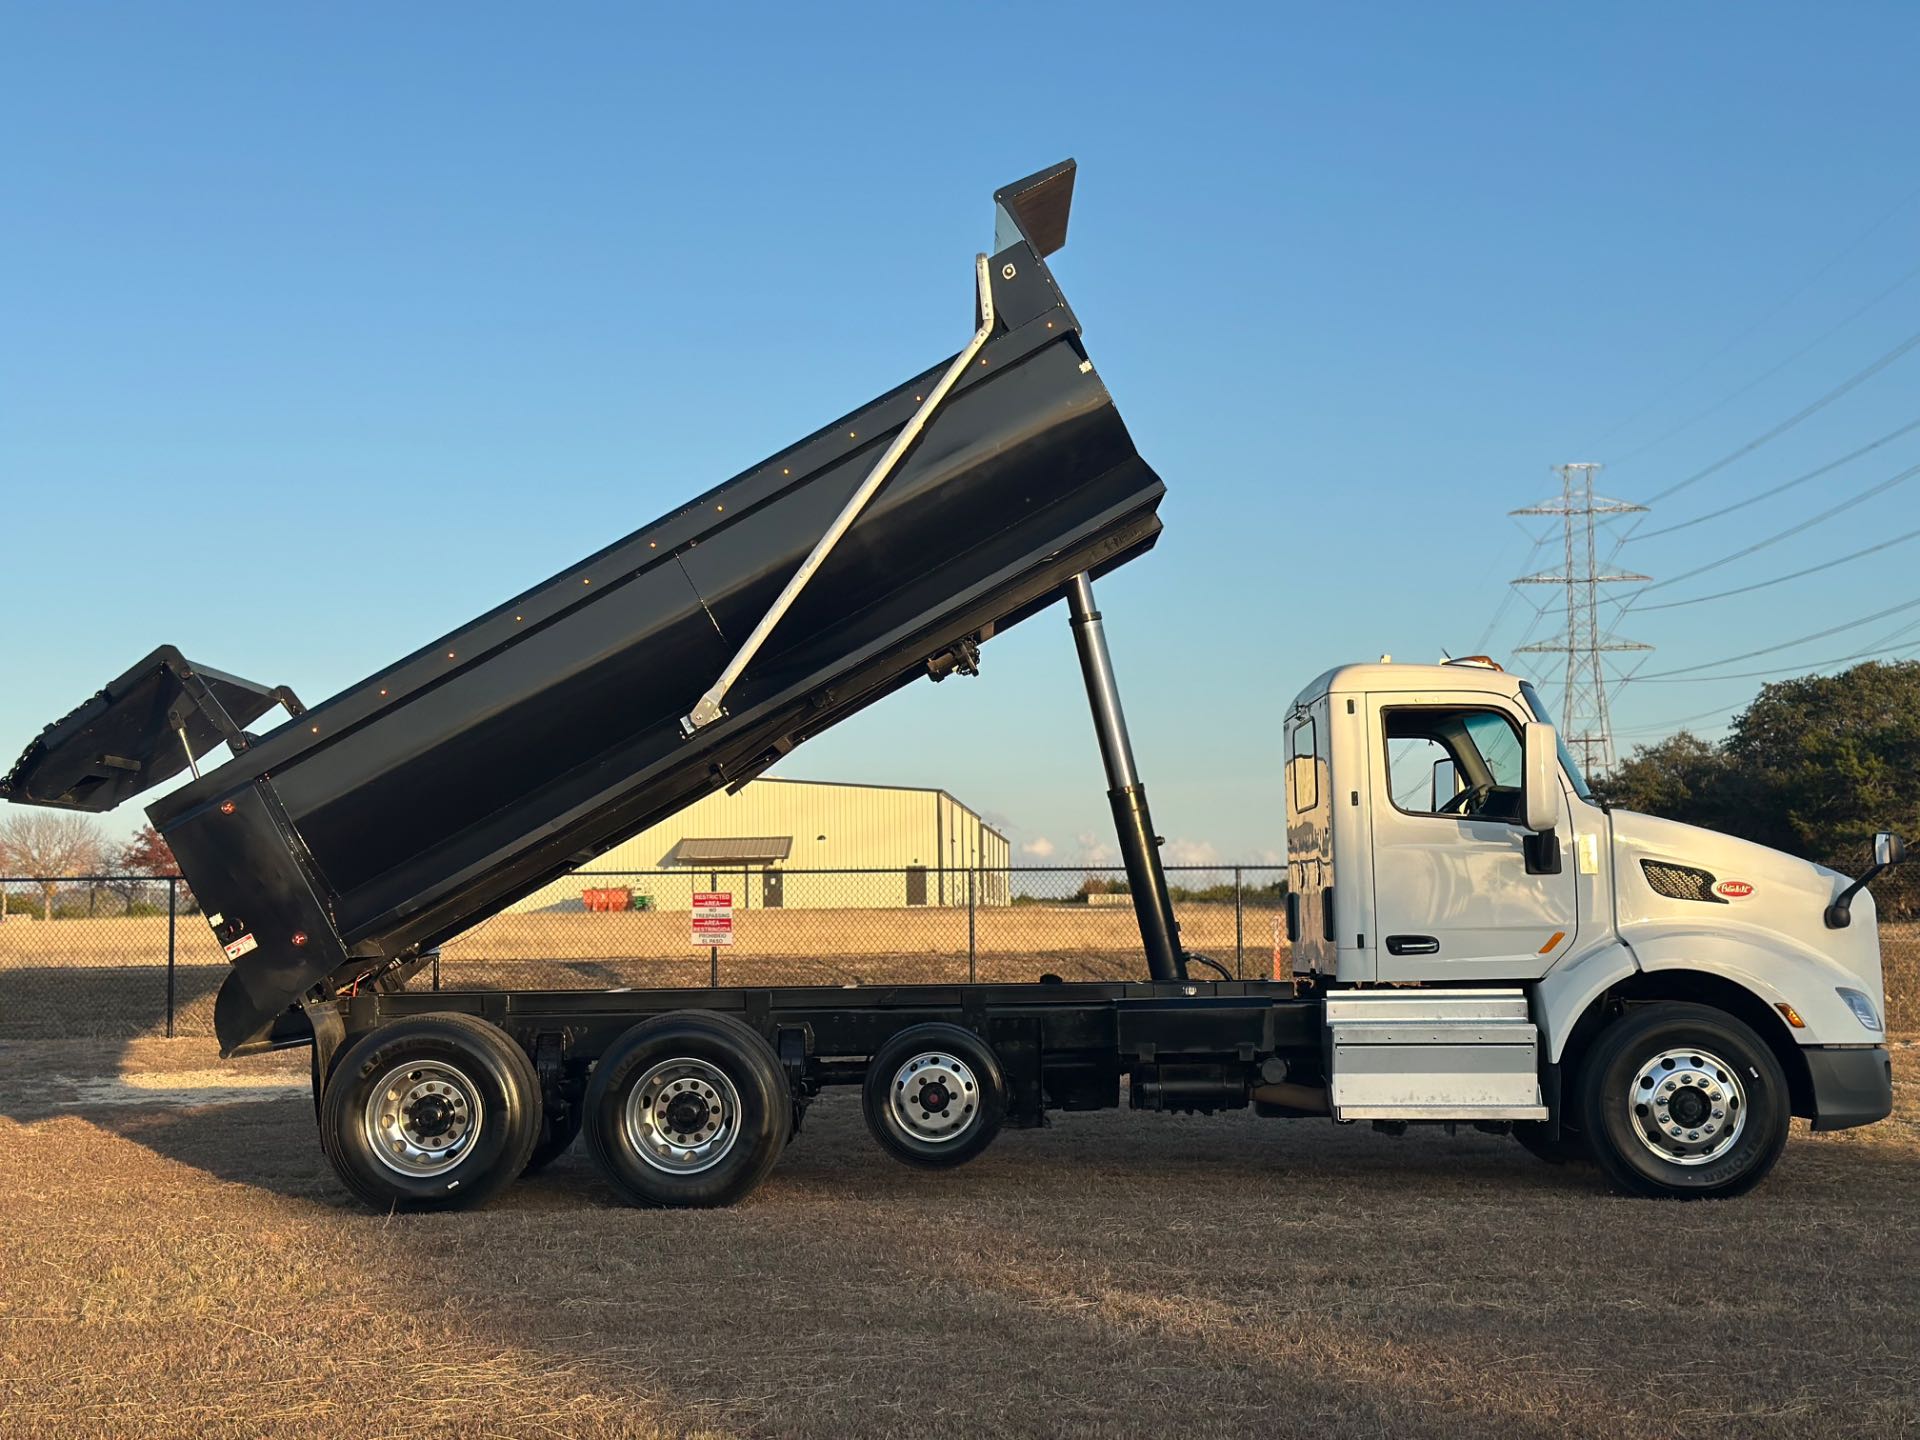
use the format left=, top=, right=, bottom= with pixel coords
left=1533, top=940, right=1637, bottom=1063
left=1627, top=924, right=1882, bottom=1044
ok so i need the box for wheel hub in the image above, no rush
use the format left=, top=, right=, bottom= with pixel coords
left=889, top=1052, right=979, bottom=1143
left=1628, top=1047, right=1746, bottom=1167
left=625, top=1058, right=742, bottom=1175
left=363, top=1060, right=484, bottom=1178
left=407, top=1093, right=456, bottom=1139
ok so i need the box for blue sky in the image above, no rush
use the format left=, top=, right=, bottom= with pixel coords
left=4, top=4, right=1918, bottom=866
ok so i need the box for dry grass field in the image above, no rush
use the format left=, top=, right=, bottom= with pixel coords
left=0, top=1038, right=1914, bottom=1439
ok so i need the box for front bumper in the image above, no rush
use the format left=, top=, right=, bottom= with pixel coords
left=1805, top=1045, right=1894, bottom=1132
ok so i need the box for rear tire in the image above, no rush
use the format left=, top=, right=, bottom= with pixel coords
left=318, top=1013, right=542, bottom=1212
left=583, top=1011, right=790, bottom=1208
left=863, top=1023, right=1007, bottom=1169
left=1578, top=1002, right=1789, bottom=1199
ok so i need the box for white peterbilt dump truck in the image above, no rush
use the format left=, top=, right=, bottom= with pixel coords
left=1, top=162, right=1897, bottom=1209
left=1282, top=657, right=1896, bottom=1192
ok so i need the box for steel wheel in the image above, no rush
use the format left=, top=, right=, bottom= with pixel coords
left=320, top=1013, right=541, bottom=1211
left=863, top=1023, right=1007, bottom=1169
left=1626, top=1046, right=1746, bottom=1166
left=1577, top=1001, right=1789, bottom=1199
left=625, top=1057, right=743, bottom=1175
left=583, top=1012, right=791, bottom=1208
left=887, top=1050, right=983, bottom=1146
left=362, top=1059, right=485, bottom=1177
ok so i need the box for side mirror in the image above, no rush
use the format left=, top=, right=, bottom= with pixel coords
left=1431, top=758, right=1458, bottom=812
left=1522, top=722, right=1561, bottom=834
left=1827, top=832, right=1906, bottom=928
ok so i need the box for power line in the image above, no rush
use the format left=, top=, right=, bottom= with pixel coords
left=1626, top=596, right=1920, bottom=680
left=1631, top=526, right=1920, bottom=612
left=1584, top=181, right=1920, bottom=454
left=1624, top=641, right=1920, bottom=685
left=1608, top=254, right=1920, bottom=466
left=1627, top=415, right=1920, bottom=542
left=1474, top=530, right=1547, bottom=653
left=1614, top=460, right=1920, bottom=604
left=1612, top=702, right=1742, bottom=737
left=1640, top=326, right=1920, bottom=507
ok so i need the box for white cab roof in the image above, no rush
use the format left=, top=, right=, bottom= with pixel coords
left=1290, top=661, right=1527, bottom=711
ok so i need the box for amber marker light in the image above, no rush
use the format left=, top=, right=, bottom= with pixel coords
left=1775, top=1002, right=1807, bottom=1029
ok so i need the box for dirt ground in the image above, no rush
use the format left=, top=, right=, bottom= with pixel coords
left=0, top=1039, right=1914, bottom=1440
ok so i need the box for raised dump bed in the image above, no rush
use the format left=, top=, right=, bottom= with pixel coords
left=2, top=160, right=1167, bottom=1054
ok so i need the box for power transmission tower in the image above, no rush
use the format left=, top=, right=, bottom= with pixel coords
left=1510, top=463, right=1651, bottom=776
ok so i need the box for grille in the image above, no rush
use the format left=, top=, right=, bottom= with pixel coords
left=1641, top=860, right=1727, bottom=904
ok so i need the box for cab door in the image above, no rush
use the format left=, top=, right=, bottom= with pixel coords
left=1367, top=693, right=1577, bottom=981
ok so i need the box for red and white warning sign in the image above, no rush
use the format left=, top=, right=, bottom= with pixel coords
left=690, top=891, right=734, bottom=948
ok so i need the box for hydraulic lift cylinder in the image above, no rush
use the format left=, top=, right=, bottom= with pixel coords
left=1065, top=573, right=1186, bottom=984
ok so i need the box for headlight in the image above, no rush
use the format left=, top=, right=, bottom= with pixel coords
left=1837, top=988, right=1884, bottom=1033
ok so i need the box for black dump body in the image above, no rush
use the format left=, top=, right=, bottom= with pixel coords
left=2, top=162, right=1168, bottom=1056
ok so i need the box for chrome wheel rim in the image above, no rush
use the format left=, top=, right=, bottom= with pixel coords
left=625, top=1058, right=742, bottom=1174
left=364, top=1060, right=484, bottom=1177
left=1628, top=1046, right=1747, bottom=1166
left=889, top=1051, right=980, bottom=1144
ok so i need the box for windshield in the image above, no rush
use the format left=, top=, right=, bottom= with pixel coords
left=1518, top=681, right=1593, bottom=800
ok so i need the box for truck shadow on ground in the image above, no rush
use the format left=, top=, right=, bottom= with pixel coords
left=6, top=1071, right=1917, bottom=1439
left=82, top=1087, right=1612, bottom=1206
left=0, top=963, right=227, bottom=1043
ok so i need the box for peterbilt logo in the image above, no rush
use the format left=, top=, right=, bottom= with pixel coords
left=1714, top=879, right=1754, bottom=900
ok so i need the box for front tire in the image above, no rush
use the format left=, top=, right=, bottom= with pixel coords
left=318, top=1013, right=542, bottom=1212
left=1578, top=1003, right=1790, bottom=1199
left=582, top=1012, right=790, bottom=1208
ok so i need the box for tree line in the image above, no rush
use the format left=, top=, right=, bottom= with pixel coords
left=0, top=814, right=182, bottom=921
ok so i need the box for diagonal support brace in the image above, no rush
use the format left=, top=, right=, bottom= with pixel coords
left=681, top=254, right=997, bottom=736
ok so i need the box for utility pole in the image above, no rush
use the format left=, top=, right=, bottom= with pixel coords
left=1510, top=463, right=1650, bottom=776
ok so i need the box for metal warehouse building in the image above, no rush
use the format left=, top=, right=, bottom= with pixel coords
left=509, top=778, right=1011, bottom=913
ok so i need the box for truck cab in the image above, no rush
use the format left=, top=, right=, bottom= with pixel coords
left=1285, top=656, right=1895, bottom=1194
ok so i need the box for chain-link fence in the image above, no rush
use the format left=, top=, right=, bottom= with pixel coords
left=5, top=866, right=1916, bottom=1041
left=434, top=866, right=1289, bottom=993
left=0, top=867, right=1286, bottom=1039
left=1, top=875, right=199, bottom=1041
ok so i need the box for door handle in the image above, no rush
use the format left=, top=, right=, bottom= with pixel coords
left=1385, top=935, right=1440, bottom=956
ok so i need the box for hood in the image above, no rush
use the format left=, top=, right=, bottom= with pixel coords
left=1609, top=808, right=1883, bottom=1001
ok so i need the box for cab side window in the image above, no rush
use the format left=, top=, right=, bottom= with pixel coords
left=1384, top=707, right=1526, bottom=821
left=1287, top=715, right=1318, bottom=813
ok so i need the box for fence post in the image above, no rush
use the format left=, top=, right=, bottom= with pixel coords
left=1233, top=866, right=1244, bottom=980
left=967, top=868, right=977, bottom=984
left=165, top=878, right=178, bottom=1039
left=432, top=952, right=442, bottom=991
